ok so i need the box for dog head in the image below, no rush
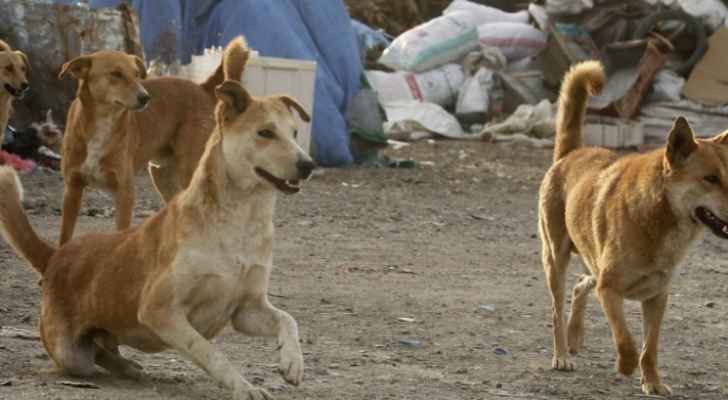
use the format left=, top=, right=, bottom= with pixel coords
left=0, top=48, right=30, bottom=99
left=59, top=51, right=150, bottom=111
left=214, top=80, right=315, bottom=195
left=664, top=116, right=728, bottom=238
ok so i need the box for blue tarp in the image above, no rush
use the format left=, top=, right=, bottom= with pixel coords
left=57, top=0, right=360, bottom=166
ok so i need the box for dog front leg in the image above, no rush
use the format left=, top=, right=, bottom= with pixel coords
left=596, top=285, right=638, bottom=376
left=640, top=292, right=671, bottom=395
left=232, top=296, right=303, bottom=386
left=140, top=311, right=272, bottom=400
left=112, top=176, right=135, bottom=230
left=60, top=179, right=85, bottom=244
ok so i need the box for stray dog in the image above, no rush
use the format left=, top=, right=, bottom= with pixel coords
left=0, top=39, right=30, bottom=144
left=0, top=79, right=316, bottom=399
left=59, top=36, right=249, bottom=244
left=539, top=60, right=728, bottom=395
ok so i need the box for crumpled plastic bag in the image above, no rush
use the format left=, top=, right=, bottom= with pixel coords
left=545, top=0, right=594, bottom=15
left=648, top=69, right=685, bottom=102
left=382, top=101, right=471, bottom=140
left=645, top=0, right=728, bottom=31
left=480, top=99, right=555, bottom=139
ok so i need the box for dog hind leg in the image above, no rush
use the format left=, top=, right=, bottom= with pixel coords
left=567, top=274, right=596, bottom=354
left=148, top=162, right=179, bottom=204
left=539, top=210, right=574, bottom=371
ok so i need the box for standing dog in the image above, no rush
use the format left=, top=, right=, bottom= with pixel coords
left=539, top=60, right=728, bottom=395
left=0, top=39, right=30, bottom=144
left=0, top=78, right=315, bottom=399
left=59, top=37, right=249, bottom=244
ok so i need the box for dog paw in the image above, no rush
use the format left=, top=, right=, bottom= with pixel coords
left=552, top=355, right=575, bottom=371
left=642, top=382, right=672, bottom=396
left=278, top=344, right=304, bottom=386
left=234, top=387, right=274, bottom=400
left=616, top=351, right=639, bottom=376
left=567, top=326, right=584, bottom=355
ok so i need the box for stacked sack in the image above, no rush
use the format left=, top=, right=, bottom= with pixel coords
left=365, top=0, right=546, bottom=138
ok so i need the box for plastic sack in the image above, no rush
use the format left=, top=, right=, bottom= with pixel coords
left=477, top=22, right=547, bottom=62
left=456, top=68, right=494, bottom=115
left=365, top=64, right=465, bottom=107
left=480, top=99, right=555, bottom=138
left=378, top=11, right=480, bottom=72
left=545, top=0, right=594, bottom=15
left=443, top=0, right=530, bottom=27
left=645, top=0, right=728, bottom=31
left=383, top=101, right=468, bottom=140
left=648, top=69, right=685, bottom=102
left=351, top=19, right=390, bottom=64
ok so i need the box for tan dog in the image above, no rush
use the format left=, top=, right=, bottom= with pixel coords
left=539, top=60, right=728, bottom=395
left=0, top=78, right=316, bottom=399
left=59, top=37, right=249, bottom=244
left=0, top=39, right=30, bottom=144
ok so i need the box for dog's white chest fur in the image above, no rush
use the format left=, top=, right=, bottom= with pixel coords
left=81, top=116, right=114, bottom=186
left=172, top=208, right=273, bottom=338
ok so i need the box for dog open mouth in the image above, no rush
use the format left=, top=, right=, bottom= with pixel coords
left=254, top=167, right=300, bottom=194
left=695, top=207, right=728, bottom=239
left=4, top=84, right=23, bottom=98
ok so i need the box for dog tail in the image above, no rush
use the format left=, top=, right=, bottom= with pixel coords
left=553, top=60, right=606, bottom=162
left=200, top=36, right=250, bottom=95
left=0, top=167, right=55, bottom=275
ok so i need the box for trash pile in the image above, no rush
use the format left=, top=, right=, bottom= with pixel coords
left=349, top=0, right=728, bottom=155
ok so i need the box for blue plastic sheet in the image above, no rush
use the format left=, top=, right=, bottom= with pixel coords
left=60, top=0, right=360, bottom=166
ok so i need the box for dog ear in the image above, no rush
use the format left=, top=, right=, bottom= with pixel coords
left=215, top=80, right=251, bottom=115
left=278, top=96, right=310, bottom=122
left=15, top=51, right=30, bottom=73
left=133, top=56, right=147, bottom=79
left=666, top=116, right=698, bottom=165
left=58, top=56, right=92, bottom=80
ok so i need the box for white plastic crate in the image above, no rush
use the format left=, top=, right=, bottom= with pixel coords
left=584, top=117, right=644, bottom=149
left=174, top=49, right=317, bottom=153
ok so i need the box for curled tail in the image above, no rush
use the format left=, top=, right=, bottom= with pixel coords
left=0, top=167, right=55, bottom=275
left=553, top=60, right=606, bottom=162
left=200, top=36, right=250, bottom=95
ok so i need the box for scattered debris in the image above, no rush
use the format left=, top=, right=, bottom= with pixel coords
left=57, top=381, right=100, bottom=390
left=397, top=317, right=416, bottom=323
left=398, top=339, right=424, bottom=348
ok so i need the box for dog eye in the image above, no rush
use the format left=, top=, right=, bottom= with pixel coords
left=5, top=65, right=13, bottom=73
left=704, top=175, right=721, bottom=184
left=110, top=71, right=124, bottom=79
left=258, top=130, right=276, bottom=139
left=293, top=130, right=298, bottom=139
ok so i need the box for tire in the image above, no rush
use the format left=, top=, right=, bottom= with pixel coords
left=633, top=10, right=706, bottom=75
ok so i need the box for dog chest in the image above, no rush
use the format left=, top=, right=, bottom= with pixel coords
left=80, top=117, right=115, bottom=186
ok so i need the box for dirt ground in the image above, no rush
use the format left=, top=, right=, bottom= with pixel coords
left=1, top=140, right=728, bottom=400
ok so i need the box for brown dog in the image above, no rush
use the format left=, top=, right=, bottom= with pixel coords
left=0, top=78, right=315, bottom=399
left=539, top=60, right=728, bottom=395
left=0, top=39, right=30, bottom=144
left=59, top=37, right=249, bottom=244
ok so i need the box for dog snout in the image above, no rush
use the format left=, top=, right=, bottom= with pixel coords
left=137, top=92, right=151, bottom=107
left=296, top=158, right=316, bottom=179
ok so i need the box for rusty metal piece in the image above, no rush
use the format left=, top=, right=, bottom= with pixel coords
left=613, top=40, right=666, bottom=119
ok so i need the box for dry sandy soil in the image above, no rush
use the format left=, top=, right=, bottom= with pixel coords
left=1, top=141, right=728, bottom=400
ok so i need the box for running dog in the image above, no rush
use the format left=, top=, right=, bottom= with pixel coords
left=539, top=60, right=728, bottom=395
left=0, top=78, right=315, bottom=399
